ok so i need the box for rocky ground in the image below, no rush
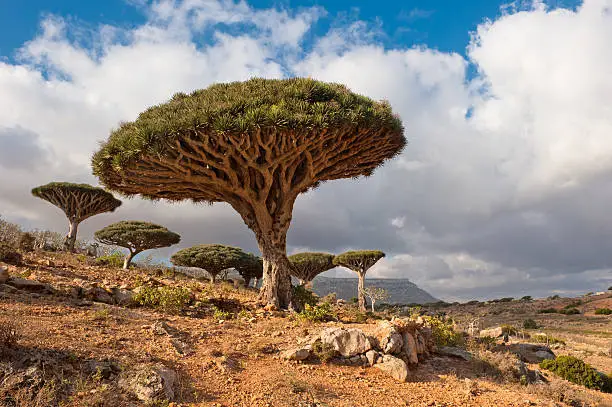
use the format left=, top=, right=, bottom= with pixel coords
left=0, top=251, right=611, bottom=407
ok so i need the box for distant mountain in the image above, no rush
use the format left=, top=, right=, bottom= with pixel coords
left=310, top=276, right=437, bottom=305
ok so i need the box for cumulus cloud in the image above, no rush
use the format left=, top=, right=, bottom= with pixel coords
left=0, top=0, right=611, bottom=300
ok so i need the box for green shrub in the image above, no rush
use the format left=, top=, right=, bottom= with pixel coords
left=312, top=340, right=337, bottom=363
left=95, top=251, right=125, bottom=268
left=540, top=356, right=612, bottom=392
left=559, top=307, right=580, bottom=315
left=548, top=295, right=560, bottom=300
left=212, top=306, right=233, bottom=320
left=532, top=333, right=566, bottom=345
left=133, top=286, right=192, bottom=312
left=594, top=308, right=612, bottom=315
left=522, top=319, right=538, bottom=329
left=298, top=302, right=335, bottom=322
left=539, top=308, right=558, bottom=314
left=564, top=300, right=582, bottom=309
left=0, top=243, right=22, bottom=265
left=421, top=315, right=463, bottom=347
left=292, top=285, right=318, bottom=308
left=520, top=296, right=532, bottom=301
left=501, top=324, right=518, bottom=335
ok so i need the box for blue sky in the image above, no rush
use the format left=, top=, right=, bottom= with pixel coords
left=0, top=0, right=610, bottom=300
left=0, top=0, right=581, bottom=60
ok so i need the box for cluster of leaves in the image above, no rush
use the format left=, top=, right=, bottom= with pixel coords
left=531, top=334, right=566, bottom=346
left=133, top=286, right=193, bottom=312
left=559, top=307, right=580, bottom=315
left=95, top=221, right=180, bottom=254
left=94, top=252, right=125, bottom=268
left=420, top=315, right=463, bottom=347
left=288, top=252, right=335, bottom=283
left=540, top=356, right=612, bottom=393
left=212, top=306, right=233, bottom=320
left=93, top=78, right=404, bottom=177
left=501, top=324, right=518, bottom=335
left=539, top=308, right=558, bottom=314
left=594, top=308, right=612, bottom=315
left=171, top=244, right=254, bottom=282
left=312, top=341, right=337, bottom=363
left=522, top=319, right=539, bottom=329
left=292, top=285, right=319, bottom=308
left=332, top=250, right=385, bottom=272
left=297, top=302, right=336, bottom=323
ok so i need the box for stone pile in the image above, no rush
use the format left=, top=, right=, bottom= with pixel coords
left=282, top=318, right=436, bottom=382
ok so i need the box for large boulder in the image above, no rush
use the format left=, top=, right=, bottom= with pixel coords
left=500, top=344, right=555, bottom=363
left=365, top=350, right=380, bottom=367
left=83, top=286, right=114, bottom=304
left=282, top=346, right=312, bottom=361
left=7, top=278, right=53, bottom=293
left=320, top=327, right=373, bottom=358
left=372, top=320, right=403, bottom=354
left=479, top=326, right=503, bottom=338
left=374, top=355, right=409, bottom=382
left=402, top=332, right=419, bottom=364
left=436, top=346, right=473, bottom=361
left=112, top=287, right=134, bottom=306
left=119, top=364, right=177, bottom=403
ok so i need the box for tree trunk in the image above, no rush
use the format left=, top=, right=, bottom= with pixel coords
left=63, top=220, right=79, bottom=252
left=244, top=276, right=252, bottom=288
left=258, top=242, right=293, bottom=309
left=210, top=273, right=216, bottom=284
left=371, top=299, right=375, bottom=313
left=123, top=250, right=138, bottom=269
left=357, top=270, right=366, bottom=312
left=252, top=277, right=259, bottom=288
left=305, top=280, right=313, bottom=290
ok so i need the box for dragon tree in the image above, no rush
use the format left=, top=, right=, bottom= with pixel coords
left=288, top=252, right=335, bottom=287
left=334, top=250, right=385, bottom=311
left=94, top=221, right=181, bottom=269
left=234, top=253, right=263, bottom=287
left=92, top=78, right=405, bottom=308
left=32, top=183, right=122, bottom=252
left=171, top=244, right=252, bottom=283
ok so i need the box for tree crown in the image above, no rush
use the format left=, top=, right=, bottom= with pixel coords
left=288, top=252, right=335, bottom=282
left=170, top=244, right=252, bottom=275
left=91, top=77, right=405, bottom=204
left=234, top=253, right=263, bottom=280
left=333, top=250, right=385, bottom=272
left=32, top=182, right=121, bottom=220
left=94, top=221, right=180, bottom=252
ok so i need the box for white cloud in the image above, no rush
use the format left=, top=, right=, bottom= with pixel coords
left=1, top=0, right=611, bottom=300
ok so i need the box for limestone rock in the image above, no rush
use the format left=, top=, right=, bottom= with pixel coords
left=365, top=350, right=380, bottom=366
left=320, top=327, right=372, bottom=357
left=7, top=278, right=53, bottom=293
left=0, top=267, right=8, bottom=284
left=436, top=346, right=473, bottom=361
left=500, top=344, right=556, bottom=364
left=372, top=320, right=403, bottom=354
left=112, top=287, right=134, bottom=306
left=119, top=363, right=176, bottom=403
left=282, top=346, right=312, bottom=361
left=83, top=286, right=113, bottom=304
left=479, top=326, right=503, bottom=338
left=374, top=355, right=409, bottom=382
left=402, top=332, right=419, bottom=364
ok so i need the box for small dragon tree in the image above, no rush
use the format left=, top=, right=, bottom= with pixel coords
left=234, top=253, right=263, bottom=287
left=92, top=78, right=405, bottom=309
left=94, top=221, right=181, bottom=269
left=333, top=250, right=385, bottom=311
left=31, top=182, right=122, bottom=252
left=288, top=252, right=335, bottom=287
left=363, top=286, right=390, bottom=312
left=170, top=244, right=251, bottom=283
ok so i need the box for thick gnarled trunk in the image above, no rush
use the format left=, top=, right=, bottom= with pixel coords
left=123, top=250, right=140, bottom=269
left=258, top=242, right=293, bottom=309
left=64, top=220, right=79, bottom=252
left=357, top=270, right=366, bottom=312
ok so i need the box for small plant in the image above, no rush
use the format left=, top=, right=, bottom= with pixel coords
left=594, top=308, right=612, bottom=315
left=531, top=333, right=566, bottom=345
left=420, top=315, right=463, bottom=347
left=95, top=251, right=125, bottom=268
left=540, top=356, right=612, bottom=393
left=0, top=320, right=21, bottom=349
left=539, top=308, right=558, bottom=314
left=312, top=340, right=337, bottom=363
left=500, top=324, right=518, bottom=335
left=91, top=308, right=111, bottom=321
left=213, top=306, right=233, bottom=320
left=298, top=302, right=335, bottom=323
left=522, top=319, right=538, bottom=329
left=559, top=307, right=580, bottom=315
left=292, top=285, right=318, bottom=309
left=133, top=286, right=193, bottom=312
left=520, top=296, right=532, bottom=301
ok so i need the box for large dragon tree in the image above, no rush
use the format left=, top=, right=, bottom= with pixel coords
left=94, top=221, right=181, bottom=269
left=32, top=182, right=122, bottom=252
left=92, top=78, right=405, bottom=308
left=171, top=244, right=252, bottom=283
left=334, top=250, right=385, bottom=311
left=234, top=253, right=263, bottom=287
left=288, top=252, right=335, bottom=287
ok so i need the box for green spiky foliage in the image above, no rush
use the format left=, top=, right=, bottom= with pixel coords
left=170, top=244, right=252, bottom=283
left=94, top=221, right=180, bottom=269
left=333, top=250, right=385, bottom=311
left=92, top=77, right=405, bottom=309
left=31, top=182, right=122, bottom=252
left=288, top=252, right=335, bottom=285
left=234, top=253, right=263, bottom=287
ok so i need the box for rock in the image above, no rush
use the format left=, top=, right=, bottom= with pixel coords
left=365, top=350, right=380, bottom=366
left=282, top=346, right=312, bottom=361
left=2, top=365, right=43, bottom=390
left=69, top=286, right=83, bottom=299
left=348, top=355, right=366, bottom=366
left=84, top=360, right=121, bottom=379
left=372, top=320, right=403, bottom=354
left=0, top=267, right=8, bottom=284
left=320, top=327, right=373, bottom=358
left=83, top=286, right=113, bottom=304
left=374, top=355, right=409, bottom=382
left=402, top=332, right=419, bottom=364
left=119, top=364, right=176, bottom=403
left=7, top=278, right=53, bottom=293
left=0, top=284, right=19, bottom=294
left=437, top=346, right=473, bottom=361
left=479, top=326, right=503, bottom=338
left=112, top=287, right=134, bottom=306
left=500, top=344, right=556, bottom=364
left=170, top=338, right=193, bottom=356
left=151, top=321, right=173, bottom=336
